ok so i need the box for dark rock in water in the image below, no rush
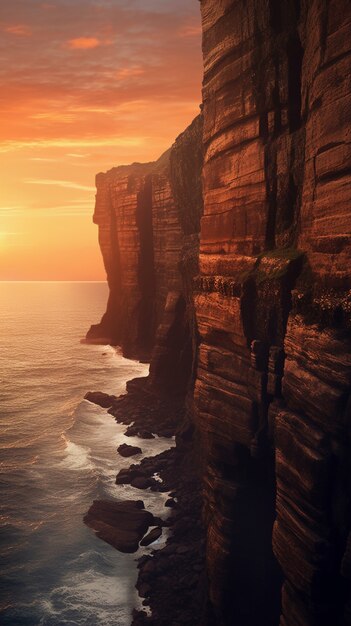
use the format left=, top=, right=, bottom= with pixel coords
left=125, top=426, right=155, bottom=439
left=138, top=431, right=155, bottom=440
left=84, top=391, right=116, bottom=409
left=117, top=443, right=142, bottom=457
left=131, top=476, right=152, bottom=490
left=116, top=468, right=145, bottom=485
left=124, top=425, right=139, bottom=437
left=84, top=499, right=154, bottom=553
left=115, top=468, right=132, bottom=484
left=140, top=527, right=162, bottom=547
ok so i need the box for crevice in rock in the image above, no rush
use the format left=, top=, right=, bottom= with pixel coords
left=269, top=0, right=282, bottom=34
left=272, top=75, right=282, bottom=136
left=264, top=144, right=278, bottom=250
left=136, top=175, right=156, bottom=356
left=293, top=0, right=301, bottom=21
left=223, top=459, right=283, bottom=626
left=287, top=34, right=303, bottom=133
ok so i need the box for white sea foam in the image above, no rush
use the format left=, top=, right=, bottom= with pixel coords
left=43, top=567, right=138, bottom=626
left=59, top=436, right=95, bottom=472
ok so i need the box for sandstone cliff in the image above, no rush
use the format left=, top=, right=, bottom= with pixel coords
left=88, top=1, right=351, bottom=624
left=87, top=115, right=203, bottom=392
left=196, top=1, right=351, bottom=625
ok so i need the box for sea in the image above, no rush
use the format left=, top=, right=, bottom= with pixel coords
left=0, top=282, right=173, bottom=626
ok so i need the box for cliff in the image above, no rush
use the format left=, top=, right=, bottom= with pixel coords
left=196, top=1, right=351, bottom=625
left=86, top=115, right=204, bottom=393
left=88, top=1, right=351, bottom=624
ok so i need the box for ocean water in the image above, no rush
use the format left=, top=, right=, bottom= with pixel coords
left=0, top=282, right=173, bottom=626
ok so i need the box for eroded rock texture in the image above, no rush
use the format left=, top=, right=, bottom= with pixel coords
left=88, top=1, right=351, bottom=624
left=196, top=1, right=351, bottom=625
left=86, top=116, right=203, bottom=390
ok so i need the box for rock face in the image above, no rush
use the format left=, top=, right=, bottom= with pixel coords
left=86, top=116, right=203, bottom=386
left=195, top=1, right=351, bottom=625
left=88, top=1, right=351, bottom=624
left=84, top=500, right=155, bottom=553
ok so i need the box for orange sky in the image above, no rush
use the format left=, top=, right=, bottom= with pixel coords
left=0, top=0, right=203, bottom=280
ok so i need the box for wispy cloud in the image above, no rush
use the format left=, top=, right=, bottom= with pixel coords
left=0, top=137, right=145, bottom=153
left=29, top=156, right=60, bottom=162
left=0, top=205, right=28, bottom=216
left=30, top=112, right=76, bottom=123
left=0, top=0, right=202, bottom=279
left=0, top=201, right=93, bottom=217
left=4, top=24, right=32, bottom=36
left=116, top=66, right=145, bottom=80
left=29, top=153, right=90, bottom=163
left=66, top=153, right=89, bottom=158
left=66, top=37, right=102, bottom=50
left=24, top=178, right=95, bottom=192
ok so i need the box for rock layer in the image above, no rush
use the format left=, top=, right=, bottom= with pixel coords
left=196, top=1, right=351, bottom=625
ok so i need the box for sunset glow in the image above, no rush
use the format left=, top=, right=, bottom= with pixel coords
left=0, top=0, right=203, bottom=280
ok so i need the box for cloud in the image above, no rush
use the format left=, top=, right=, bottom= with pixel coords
left=66, top=37, right=101, bottom=50
left=66, top=153, right=89, bottom=158
left=0, top=137, right=145, bottom=153
left=30, top=112, right=76, bottom=123
left=0, top=1, right=202, bottom=279
left=0, top=1, right=202, bottom=158
left=0, top=205, right=28, bottom=216
left=24, top=178, right=96, bottom=192
left=116, top=66, right=145, bottom=80
left=29, top=156, right=60, bottom=162
left=0, top=201, right=93, bottom=217
left=4, top=24, right=32, bottom=36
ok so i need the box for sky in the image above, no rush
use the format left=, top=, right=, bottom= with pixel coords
left=0, top=0, right=203, bottom=280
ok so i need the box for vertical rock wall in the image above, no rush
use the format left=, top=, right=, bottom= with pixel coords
left=196, top=1, right=351, bottom=625
left=87, top=1, right=350, bottom=623
left=87, top=116, right=204, bottom=388
left=148, top=117, right=204, bottom=395
left=87, top=160, right=156, bottom=358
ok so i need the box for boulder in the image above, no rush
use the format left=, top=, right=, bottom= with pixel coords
left=84, top=499, right=154, bottom=553
left=140, top=527, right=162, bottom=547
left=131, top=476, right=153, bottom=490
left=117, top=443, right=142, bottom=457
left=84, top=391, right=116, bottom=408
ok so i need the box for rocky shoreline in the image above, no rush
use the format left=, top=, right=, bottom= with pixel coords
left=85, top=380, right=207, bottom=626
